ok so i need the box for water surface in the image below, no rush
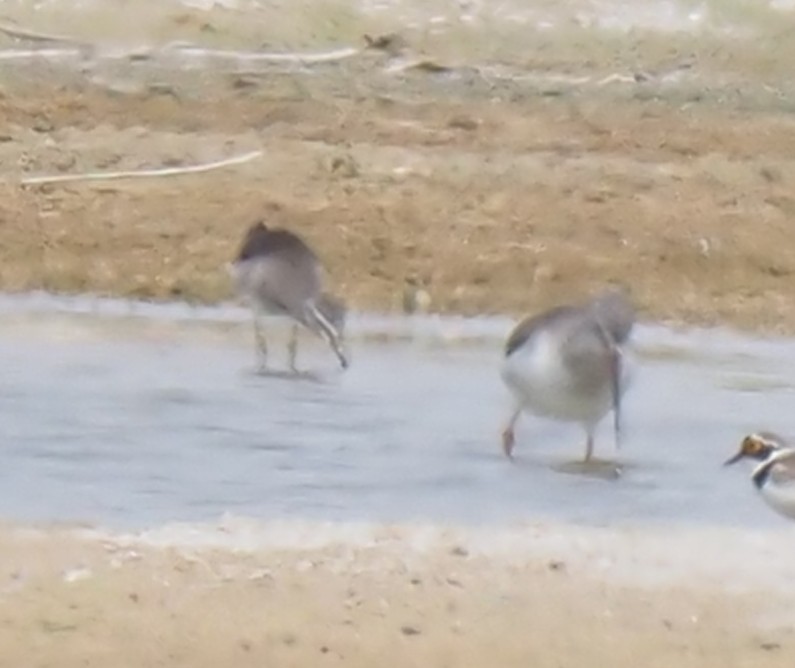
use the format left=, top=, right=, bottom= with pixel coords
left=0, top=293, right=793, bottom=531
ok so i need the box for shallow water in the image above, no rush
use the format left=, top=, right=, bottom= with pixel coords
left=0, top=292, right=793, bottom=531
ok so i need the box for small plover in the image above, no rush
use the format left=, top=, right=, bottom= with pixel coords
left=229, top=221, right=348, bottom=371
left=724, top=432, right=795, bottom=521
left=500, top=288, right=635, bottom=461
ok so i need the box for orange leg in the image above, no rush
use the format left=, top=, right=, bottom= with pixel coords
left=253, top=314, right=268, bottom=371
left=287, top=324, right=299, bottom=372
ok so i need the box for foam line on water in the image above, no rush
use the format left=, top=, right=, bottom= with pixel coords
left=74, top=514, right=795, bottom=594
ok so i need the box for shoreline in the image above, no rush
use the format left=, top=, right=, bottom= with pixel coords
left=0, top=517, right=792, bottom=666
left=0, top=288, right=793, bottom=347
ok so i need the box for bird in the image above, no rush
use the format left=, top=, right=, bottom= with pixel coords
left=499, top=287, right=635, bottom=461
left=229, top=220, right=349, bottom=372
left=724, top=432, right=795, bottom=521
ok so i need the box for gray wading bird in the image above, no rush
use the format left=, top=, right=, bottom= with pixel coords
left=499, top=288, right=635, bottom=462
left=229, top=221, right=348, bottom=372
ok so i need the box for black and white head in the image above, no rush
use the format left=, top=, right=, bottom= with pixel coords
left=725, top=432, right=795, bottom=523
left=724, top=432, right=784, bottom=468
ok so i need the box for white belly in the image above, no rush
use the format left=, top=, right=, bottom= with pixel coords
left=501, top=332, right=632, bottom=427
left=760, top=481, right=795, bottom=521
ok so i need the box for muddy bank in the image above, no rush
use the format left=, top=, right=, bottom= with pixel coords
left=4, top=83, right=793, bottom=332
left=0, top=3, right=794, bottom=333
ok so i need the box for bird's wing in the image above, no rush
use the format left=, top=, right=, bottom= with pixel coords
left=504, top=306, right=578, bottom=357
left=239, top=255, right=322, bottom=319
left=752, top=448, right=795, bottom=489
left=769, top=449, right=795, bottom=487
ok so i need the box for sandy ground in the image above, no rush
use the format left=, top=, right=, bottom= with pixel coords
left=0, top=4, right=793, bottom=333
left=0, top=520, right=793, bottom=668
left=0, top=527, right=795, bottom=668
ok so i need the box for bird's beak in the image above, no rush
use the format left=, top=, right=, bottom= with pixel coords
left=723, top=451, right=745, bottom=466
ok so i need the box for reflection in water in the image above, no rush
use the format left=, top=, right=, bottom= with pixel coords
left=0, top=294, right=793, bottom=531
left=552, top=459, right=624, bottom=481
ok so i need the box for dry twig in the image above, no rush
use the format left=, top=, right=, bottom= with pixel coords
left=19, top=150, right=263, bottom=186
left=0, top=20, right=89, bottom=46
left=169, top=45, right=362, bottom=64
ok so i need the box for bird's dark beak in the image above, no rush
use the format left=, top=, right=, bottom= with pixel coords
left=723, top=451, right=745, bottom=466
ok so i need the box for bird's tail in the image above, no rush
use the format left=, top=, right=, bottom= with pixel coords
left=307, top=301, right=349, bottom=369
left=316, top=292, right=347, bottom=337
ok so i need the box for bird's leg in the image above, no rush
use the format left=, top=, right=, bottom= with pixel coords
left=501, top=408, right=521, bottom=459
left=288, top=323, right=300, bottom=373
left=584, top=431, right=595, bottom=462
left=609, top=344, right=622, bottom=453
left=253, top=312, right=268, bottom=372
left=329, top=337, right=349, bottom=370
